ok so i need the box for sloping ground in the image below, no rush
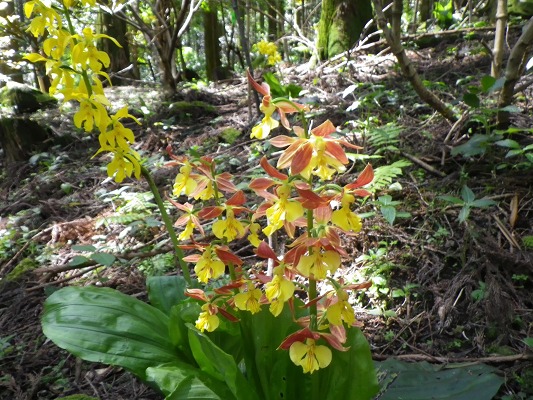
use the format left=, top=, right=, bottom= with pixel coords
left=1, top=48, right=533, bottom=399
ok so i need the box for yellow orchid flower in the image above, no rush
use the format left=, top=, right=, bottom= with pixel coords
left=265, top=272, right=295, bottom=317
left=247, top=222, right=262, bottom=247
left=71, top=27, right=121, bottom=72
left=43, top=29, right=72, bottom=59
left=173, top=161, right=198, bottom=197
left=105, top=148, right=141, bottom=183
left=289, top=339, right=332, bottom=374
left=250, top=105, right=279, bottom=140
left=234, top=283, right=262, bottom=314
left=296, top=247, right=341, bottom=279
left=326, top=290, right=355, bottom=326
left=195, top=303, right=220, bottom=332
left=263, top=184, right=305, bottom=236
left=194, top=246, right=226, bottom=283
left=74, top=98, right=110, bottom=133
left=212, top=208, right=246, bottom=242
left=25, top=1, right=62, bottom=37
left=332, top=206, right=362, bottom=233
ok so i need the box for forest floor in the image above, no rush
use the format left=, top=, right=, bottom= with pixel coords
left=1, top=41, right=533, bottom=400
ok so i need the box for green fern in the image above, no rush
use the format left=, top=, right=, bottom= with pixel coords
left=95, top=212, right=148, bottom=229
left=117, top=192, right=156, bottom=213
left=369, top=159, right=412, bottom=192
left=366, top=123, right=402, bottom=154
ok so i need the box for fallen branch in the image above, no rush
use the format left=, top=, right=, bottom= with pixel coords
left=27, top=265, right=101, bottom=292
left=401, top=151, right=446, bottom=177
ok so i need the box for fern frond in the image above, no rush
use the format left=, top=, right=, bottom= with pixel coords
left=366, top=124, right=402, bottom=154
left=95, top=212, right=148, bottom=229
left=369, top=159, right=412, bottom=192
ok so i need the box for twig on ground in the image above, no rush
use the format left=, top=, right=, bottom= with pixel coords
left=401, top=151, right=446, bottom=177
left=27, top=265, right=101, bottom=292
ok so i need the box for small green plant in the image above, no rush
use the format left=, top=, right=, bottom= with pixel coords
left=69, top=245, right=116, bottom=268
left=0, top=335, right=15, bottom=359
left=375, top=195, right=411, bottom=225
left=438, top=185, right=497, bottom=223
left=354, top=242, right=401, bottom=315
left=262, top=72, right=302, bottom=98
left=512, top=274, right=528, bottom=283
left=523, top=235, right=533, bottom=249
left=494, top=135, right=533, bottom=166
left=392, top=283, right=419, bottom=299
left=471, top=281, right=487, bottom=302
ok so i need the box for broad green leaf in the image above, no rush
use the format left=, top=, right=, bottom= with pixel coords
left=168, top=302, right=200, bottom=358
left=380, top=206, right=396, bottom=225
left=67, top=255, right=90, bottom=266
left=451, top=134, right=492, bottom=157
left=506, top=149, right=524, bottom=158
left=317, top=327, right=379, bottom=400
left=147, top=275, right=189, bottom=315
left=463, top=93, right=480, bottom=108
left=42, top=286, right=180, bottom=381
left=146, top=362, right=235, bottom=400
left=376, top=360, right=503, bottom=400
left=480, top=75, right=496, bottom=92
left=239, top=305, right=308, bottom=400
left=500, top=105, right=521, bottom=113
left=90, top=252, right=116, bottom=267
left=71, top=245, right=97, bottom=252
left=471, top=198, right=496, bottom=208
left=458, top=206, right=471, bottom=223
left=524, top=338, right=533, bottom=348
left=263, top=73, right=285, bottom=98
left=378, top=195, right=393, bottom=205
left=286, top=83, right=303, bottom=97
left=495, top=139, right=520, bottom=149
left=524, top=144, right=533, bottom=151
left=461, top=185, right=475, bottom=203
left=187, top=326, right=258, bottom=400
left=438, top=195, right=465, bottom=205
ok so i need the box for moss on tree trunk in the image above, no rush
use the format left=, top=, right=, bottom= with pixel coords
left=317, top=0, right=374, bottom=60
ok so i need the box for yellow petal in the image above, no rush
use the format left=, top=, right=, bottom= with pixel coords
left=314, top=344, right=333, bottom=369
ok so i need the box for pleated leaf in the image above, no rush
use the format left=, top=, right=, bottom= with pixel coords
left=42, top=286, right=180, bottom=381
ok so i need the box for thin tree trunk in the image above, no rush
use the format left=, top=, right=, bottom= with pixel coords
left=204, top=0, right=222, bottom=80
left=232, top=0, right=260, bottom=110
left=372, top=0, right=457, bottom=122
left=497, top=16, right=533, bottom=126
left=491, top=0, right=507, bottom=78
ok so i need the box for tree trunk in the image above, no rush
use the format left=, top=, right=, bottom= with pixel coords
left=0, top=117, right=52, bottom=164
left=372, top=0, right=457, bottom=122
left=419, top=0, right=433, bottom=23
left=497, top=16, right=533, bottom=126
left=98, top=8, right=136, bottom=85
left=317, top=0, right=374, bottom=60
left=204, top=1, right=223, bottom=80
left=491, top=0, right=508, bottom=78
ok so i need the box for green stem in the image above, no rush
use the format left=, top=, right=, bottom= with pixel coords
left=228, top=262, right=236, bottom=282
left=141, top=165, right=192, bottom=285
left=306, top=208, right=318, bottom=331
